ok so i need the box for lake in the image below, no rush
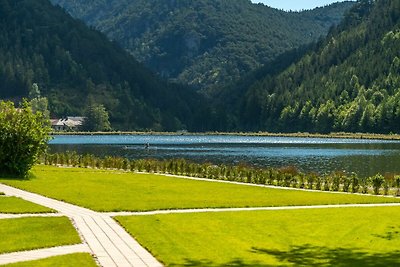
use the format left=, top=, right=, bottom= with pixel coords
left=49, top=135, right=400, bottom=177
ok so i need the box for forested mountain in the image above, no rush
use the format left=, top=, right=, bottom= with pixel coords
left=0, top=0, right=208, bottom=131
left=222, top=0, right=400, bottom=133
left=50, top=0, right=354, bottom=90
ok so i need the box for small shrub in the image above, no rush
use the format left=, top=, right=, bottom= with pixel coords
left=323, top=175, right=331, bottom=191
left=361, top=178, right=369, bottom=194
left=351, top=173, right=360, bottom=193
left=0, top=101, right=51, bottom=177
left=383, top=180, right=390, bottom=196
left=395, top=175, right=400, bottom=196
left=342, top=176, right=351, bottom=192
left=332, top=174, right=341, bottom=192
left=371, top=174, right=385, bottom=195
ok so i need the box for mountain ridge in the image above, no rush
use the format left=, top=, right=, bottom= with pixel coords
left=0, top=0, right=209, bottom=131
left=50, top=0, right=355, bottom=90
left=223, top=0, right=400, bottom=133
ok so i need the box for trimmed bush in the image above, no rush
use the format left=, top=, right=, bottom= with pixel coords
left=0, top=101, right=51, bottom=177
left=371, top=174, right=385, bottom=195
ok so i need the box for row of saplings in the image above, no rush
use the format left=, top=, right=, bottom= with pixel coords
left=41, top=152, right=400, bottom=196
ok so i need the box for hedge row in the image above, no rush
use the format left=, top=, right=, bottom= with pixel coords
left=40, top=152, right=400, bottom=196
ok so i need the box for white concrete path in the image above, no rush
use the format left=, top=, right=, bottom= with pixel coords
left=0, top=213, right=63, bottom=219
left=0, top=244, right=90, bottom=265
left=3, top=178, right=400, bottom=266
left=0, top=184, right=163, bottom=267
left=105, top=202, right=400, bottom=217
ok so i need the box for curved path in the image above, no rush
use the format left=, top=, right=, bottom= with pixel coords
left=0, top=184, right=162, bottom=267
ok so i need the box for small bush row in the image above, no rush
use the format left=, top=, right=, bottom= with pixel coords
left=40, top=152, right=400, bottom=197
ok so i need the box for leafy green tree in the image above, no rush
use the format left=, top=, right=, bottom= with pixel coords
left=0, top=100, right=51, bottom=177
left=82, top=103, right=111, bottom=132
left=29, top=83, right=50, bottom=119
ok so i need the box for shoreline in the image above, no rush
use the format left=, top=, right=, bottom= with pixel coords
left=50, top=131, right=400, bottom=141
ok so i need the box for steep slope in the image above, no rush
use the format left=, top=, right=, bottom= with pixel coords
left=0, top=0, right=208, bottom=131
left=230, top=0, right=400, bottom=133
left=50, top=0, right=354, bottom=89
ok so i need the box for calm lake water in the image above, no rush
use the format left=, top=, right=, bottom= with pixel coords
left=49, top=135, right=400, bottom=177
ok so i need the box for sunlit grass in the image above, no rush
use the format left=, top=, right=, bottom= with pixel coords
left=117, top=206, right=400, bottom=266
left=0, top=197, right=54, bottom=214
left=1, top=165, right=400, bottom=212
left=1, top=253, right=97, bottom=267
left=0, top=217, right=81, bottom=254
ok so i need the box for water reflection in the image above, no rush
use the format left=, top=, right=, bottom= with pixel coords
left=49, top=135, right=400, bottom=177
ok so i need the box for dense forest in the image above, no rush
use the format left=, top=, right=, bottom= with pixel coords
left=0, top=0, right=209, bottom=131
left=1, top=0, right=399, bottom=134
left=218, top=0, right=400, bottom=133
left=50, top=0, right=354, bottom=90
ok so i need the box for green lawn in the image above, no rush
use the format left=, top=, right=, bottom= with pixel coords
left=0, top=197, right=54, bottom=214
left=0, top=217, right=81, bottom=254
left=1, top=253, right=97, bottom=267
left=1, top=166, right=400, bottom=212
left=116, top=206, right=400, bottom=266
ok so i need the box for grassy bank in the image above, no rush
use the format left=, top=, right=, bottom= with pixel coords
left=0, top=217, right=81, bottom=254
left=117, top=207, right=400, bottom=266
left=0, top=197, right=54, bottom=214
left=1, top=166, right=400, bottom=212
left=1, top=254, right=97, bottom=267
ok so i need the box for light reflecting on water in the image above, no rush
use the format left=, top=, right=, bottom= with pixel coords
left=49, top=135, right=400, bottom=177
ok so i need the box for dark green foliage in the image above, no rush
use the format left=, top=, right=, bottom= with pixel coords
left=50, top=0, right=353, bottom=90
left=371, top=174, right=385, bottom=195
left=395, top=175, right=400, bottom=196
left=0, top=101, right=51, bottom=177
left=82, top=103, right=111, bottom=132
left=0, top=0, right=207, bottom=131
left=351, top=173, right=360, bottom=193
left=216, top=0, right=400, bottom=133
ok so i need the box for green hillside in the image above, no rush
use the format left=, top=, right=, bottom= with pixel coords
left=50, top=0, right=354, bottom=90
left=0, top=0, right=207, bottom=131
left=221, top=0, right=400, bottom=133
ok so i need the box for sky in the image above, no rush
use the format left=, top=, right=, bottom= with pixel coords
left=251, top=0, right=354, bottom=11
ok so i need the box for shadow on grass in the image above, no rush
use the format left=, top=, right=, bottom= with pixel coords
left=181, top=259, right=271, bottom=267
left=372, top=226, right=400, bottom=241
left=0, top=171, right=35, bottom=181
left=179, top=245, right=400, bottom=266
left=251, top=244, right=400, bottom=267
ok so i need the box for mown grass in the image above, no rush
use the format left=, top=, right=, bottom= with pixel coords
left=0, top=197, right=54, bottom=214
left=0, top=217, right=81, bottom=254
left=116, top=206, right=400, bottom=266
left=1, top=253, right=97, bottom=267
left=1, top=165, right=400, bottom=212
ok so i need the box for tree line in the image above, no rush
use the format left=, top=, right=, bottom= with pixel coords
left=42, top=152, right=400, bottom=196
left=216, top=0, right=400, bottom=134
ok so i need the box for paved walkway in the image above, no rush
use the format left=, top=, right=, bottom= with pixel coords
left=0, top=244, right=90, bottom=265
left=0, top=213, right=63, bottom=219
left=3, top=180, right=400, bottom=266
left=105, top=202, right=400, bottom=217
left=0, top=184, right=163, bottom=267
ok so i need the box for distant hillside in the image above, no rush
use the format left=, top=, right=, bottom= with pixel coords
left=224, top=0, right=400, bottom=133
left=50, top=0, right=354, bottom=90
left=0, top=0, right=208, bottom=131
